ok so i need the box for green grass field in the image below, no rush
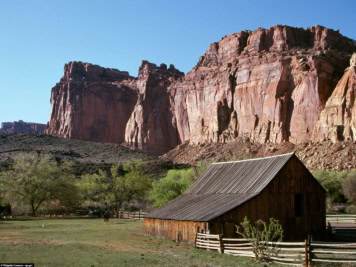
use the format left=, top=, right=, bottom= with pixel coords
left=0, top=218, right=283, bottom=267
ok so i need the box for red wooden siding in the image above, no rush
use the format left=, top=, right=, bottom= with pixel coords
left=144, top=218, right=206, bottom=244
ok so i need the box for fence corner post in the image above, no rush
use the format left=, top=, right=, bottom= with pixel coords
left=195, top=232, right=197, bottom=249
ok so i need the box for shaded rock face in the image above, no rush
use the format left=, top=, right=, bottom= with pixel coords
left=0, top=120, right=46, bottom=133
left=46, top=61, right=184, bottom=154
left=46, top=25, right=355, bottom=155
left=124, top=62, right=184, bottom=155
left=170, top=25, right=355, bottom=145
left=312, top=53, right=356, bottom=143
left=46, top=61, right=138, bottom=144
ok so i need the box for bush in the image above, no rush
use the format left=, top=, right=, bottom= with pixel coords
left=236, top=217, right=284, bottom=263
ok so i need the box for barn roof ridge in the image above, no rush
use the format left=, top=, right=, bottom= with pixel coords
left=212, top=151, right=295, bottom=165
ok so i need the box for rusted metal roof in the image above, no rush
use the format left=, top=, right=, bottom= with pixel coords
left=146, top=152, right=295, bottom=221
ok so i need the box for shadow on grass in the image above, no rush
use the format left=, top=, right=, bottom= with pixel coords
left=115, top=221, right=132, bottom=225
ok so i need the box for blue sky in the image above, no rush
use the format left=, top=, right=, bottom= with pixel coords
left=0, top=0, right=355, bottom=124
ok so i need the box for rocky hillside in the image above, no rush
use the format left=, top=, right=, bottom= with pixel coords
left=0, top=133, right=171, bottom=176
left=46, top=25, right=356, bottom=155
left=162, top=138, right=356, bottom=172
left=0, top=120, right=46, bottom=133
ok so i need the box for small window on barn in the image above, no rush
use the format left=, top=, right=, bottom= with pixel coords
left=294, top=193, right=304, bottom=217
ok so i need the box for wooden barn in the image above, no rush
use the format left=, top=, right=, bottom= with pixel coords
left=144, top=153, right=326, bottom=243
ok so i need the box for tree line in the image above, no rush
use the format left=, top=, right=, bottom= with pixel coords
left=0, top=153, right=207, bottom=216
left=313, top=169, right=356, bottom=213
left=1, top=152, right=355, bottom=217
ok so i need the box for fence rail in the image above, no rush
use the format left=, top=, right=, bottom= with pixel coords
left=36, top=211, right=147, bottom=219
left=310, top=241, right=356, bottom=264
left=117, top=211, right=146, bottom=220
left=195, top=233, right=356, bottom=266
left=326, top=214, right=356, bottom=224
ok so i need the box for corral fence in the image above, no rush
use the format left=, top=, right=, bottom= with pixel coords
left=326, top=214, right=356, bottom=242
left=117, top=211, right=146, bottom=220
left=326, top=214, right=356, bottom=224
left=36, top=211, right=146, bottom=220
left=195, top=233, right=356, bottom=266
left=310, top=241, right=356, bottom=265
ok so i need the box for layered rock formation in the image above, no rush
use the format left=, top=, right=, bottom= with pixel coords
left=46, top=61, right=138, bottom=144
left=124, top=61, right=184, bottom=154
left=170, top=25, right=354, bottom=145
left=46, top=25, right=356, bottom=154
left=0, top=120, right=46, bottom=133
left=312, top=53, right=356, bottom=143
left=46, top=61, right=184, bottom=154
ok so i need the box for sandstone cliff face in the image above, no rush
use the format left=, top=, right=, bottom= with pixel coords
left=170, top=25, right=355, bottom=145
left=46, top=61, right=138, bottom=144
left=0, top=120, right=46, bottom=133
left=46, top=25, right=355, bottom=155
left=312, top=53, right=356, bottom=143
left=124, top=61, right=184, bottom=154
left=46, top=61, right=184, bottom=154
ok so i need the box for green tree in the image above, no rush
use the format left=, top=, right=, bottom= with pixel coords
left=236, top=217, right=284, bottom=263
left=148, top=163, right=208, bottom=208
left=0, top=153, right=79, bottom=216
left=312, top=170, right=348, bottom=208
left=0, top=180, right=5, bottom=206
left=80, top=160, right=151, bottom=216
left=0, top=180, right=8, bottom=218
left=343, top=170, right=356, bottom=205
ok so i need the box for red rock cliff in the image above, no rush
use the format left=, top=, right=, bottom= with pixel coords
left=46, top=61, right=138, bottom=143
left=46, top=61, right=184, bottom=154
left=312, top=53, right=356, bottom=143
left=169, top=25, right=355, bottom=145
left=46, top=25, right=356, bottom=154
left=124, top=61, right=184, bottom=154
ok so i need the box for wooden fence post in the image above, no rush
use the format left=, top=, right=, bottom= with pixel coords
left=219, top=234, right=224, bottom=254
left=195, top=232, right=197, bottom=249
left=308, top=235, right=312, bottom=266
left=304, top=239, right=308, bottom=267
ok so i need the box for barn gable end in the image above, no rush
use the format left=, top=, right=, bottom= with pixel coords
left=209, top=155, right=326, bottom=240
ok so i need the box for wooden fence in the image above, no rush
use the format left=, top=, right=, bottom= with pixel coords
left=117, top=211, right=146, bottom=220
left=37, top=211, right=147, bottom=219
left=326, top=214, right=356, bottom=224
left=195, top=233, right=356, bottom=266
left=310, top=241, right=356, bottom=264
